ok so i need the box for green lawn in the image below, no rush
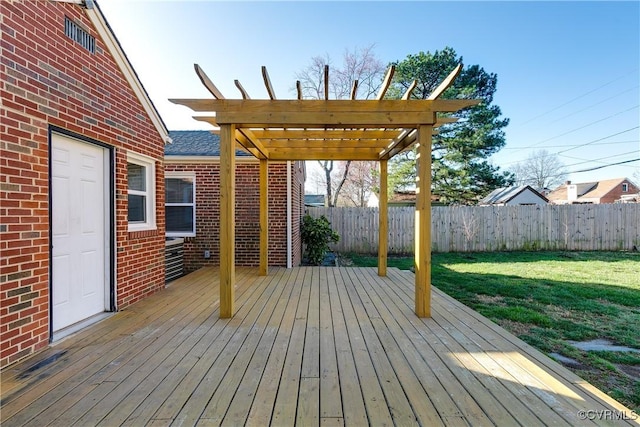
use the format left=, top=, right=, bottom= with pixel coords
left=340, top=251, right=640, bottom=412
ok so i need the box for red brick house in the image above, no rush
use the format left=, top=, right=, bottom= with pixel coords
left=547, top=178, right=639, bottom=204
left=1, top=1, right=170, bottom=367
left=165, top=131, right=305, bottom=272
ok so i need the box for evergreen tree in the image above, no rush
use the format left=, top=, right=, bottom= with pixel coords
left=388, top=47, right=513, bottom=203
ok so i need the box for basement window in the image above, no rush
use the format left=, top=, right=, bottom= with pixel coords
left=64, top=17, right=95, bottom=54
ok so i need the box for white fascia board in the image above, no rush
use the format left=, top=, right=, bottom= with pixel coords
left=164, top=155, right=292, bottom=165
left=164, top=156, right=259, bottom=165
left=84, top=4, right=172, bottom=144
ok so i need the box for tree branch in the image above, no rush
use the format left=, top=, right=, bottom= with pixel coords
left=332, top=160, right=352, bottom=207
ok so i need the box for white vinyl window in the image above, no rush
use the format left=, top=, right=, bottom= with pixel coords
left=127, top=152, right=156, bottom=231
left=622, top=183, right=629, bottom=192
left=165, top=172, right=196, bottom=237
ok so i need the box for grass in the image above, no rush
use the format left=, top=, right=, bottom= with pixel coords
left=340, top=252, right=415, bottom=270
left=340, top=250, right=640, bottom=412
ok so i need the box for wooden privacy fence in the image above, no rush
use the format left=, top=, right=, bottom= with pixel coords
left=307, top=204, right=640, bottom=254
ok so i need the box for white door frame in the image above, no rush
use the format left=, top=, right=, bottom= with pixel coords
left=49, top=127, right=115, bottom=341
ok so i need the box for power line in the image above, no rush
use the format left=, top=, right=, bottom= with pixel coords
left=515, top=69, right=639, bottom=127
left=569, top=158, right=640, bottom=175
left=497, top=127, right=640, bottom=168
left=555, top=125, right=640, bottom=154
left=506, top=106, right=639, bottom=158
left=559, top=150, right=640, bottom=167
left=534, top=105, right=639, bottom=145
left=549, top=85, right=640, bottom=125
left=542, top=157, right=640, bottom=180
left=502, top=139, right=639, bottom=150
left=500, top=150, right=638, bottom=169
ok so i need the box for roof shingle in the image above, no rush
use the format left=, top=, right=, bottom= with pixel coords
left=165, top=130, right=250, bottom=157
left=547, top=178, right=634, bottom=202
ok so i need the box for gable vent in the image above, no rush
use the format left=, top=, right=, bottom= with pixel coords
left=64, top=17, right=95, bottom=54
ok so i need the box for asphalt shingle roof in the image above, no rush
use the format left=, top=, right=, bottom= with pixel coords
left=165, top=130, right=250, bottom=157
left=547, top=178, right=634, bottom=202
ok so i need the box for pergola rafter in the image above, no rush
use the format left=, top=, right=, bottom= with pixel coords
left=170, top=63, right=479, bottom=319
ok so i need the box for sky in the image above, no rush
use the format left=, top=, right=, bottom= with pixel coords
left=98, top=1, right=640, bottom=190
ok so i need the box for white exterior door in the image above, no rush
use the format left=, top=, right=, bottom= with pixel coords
left=51, top=133, right=109, bottom=332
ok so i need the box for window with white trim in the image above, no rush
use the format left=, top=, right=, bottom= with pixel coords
left=127, top=152, right=156, bottom=231
left=622, top=183, right=629, bottom=192
left=165, top=172, right=196, bottom=237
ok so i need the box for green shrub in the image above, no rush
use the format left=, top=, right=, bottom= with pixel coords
left=301, top=214, right=339, bottom=265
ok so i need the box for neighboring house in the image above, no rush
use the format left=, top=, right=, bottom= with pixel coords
left=388, top=190, right=419, bottom=207
left=367, top=190, right=442, bottom=207
left=1, top=1, right=171, bottom=367
left=304, top=194, right=325, bottom=207
left=547, top=178, right=639, bottom=204
left=165, top=131, right=305, bottom=272
left=479, top=186, right=548, bottom=206
left=537, top=187, right=553, bottom=197
left=617, top=193, right=640, bottom=203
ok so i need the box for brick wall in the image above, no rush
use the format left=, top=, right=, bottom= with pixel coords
left=1, top=1, right=166, bottom=368
left=600, top=180, right=639, bottom=204
left=165, top=161, right=299, bottom=270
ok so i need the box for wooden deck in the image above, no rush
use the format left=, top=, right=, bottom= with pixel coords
left=1, top=267, right=637, bottom=426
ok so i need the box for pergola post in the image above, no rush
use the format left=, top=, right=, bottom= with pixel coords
left=415, top=124, right=432, bottom=317
left=259, top=159, right=269, bottom=276
left=220, top=124, right=236, bottom=318
left=378, top=159, right=388, bottom=276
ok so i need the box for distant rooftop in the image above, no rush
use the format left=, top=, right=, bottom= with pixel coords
left=547, top=177, right=636, bottom=202
left=480, top=185, right=547, bottom=205
left=165, top=130, right=250, bottom=157
left=304, top=194, right=325, bottom=207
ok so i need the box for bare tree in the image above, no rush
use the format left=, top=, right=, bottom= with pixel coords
left=332, top=45, right=385, bottom=100
left=296, top=54, right=332, bottom=100
left=295, top=45, right=386, bottom=206
left=460, top=208, right=479, bottom=252
left=337, top=161, right=378, bottom=207
left=510, top=149, right=568, bottom=190
left=316, top=160, right=351, bottom=207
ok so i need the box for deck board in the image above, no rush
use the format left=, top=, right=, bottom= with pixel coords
left=1, top=267, right=637, bottom=427
left=389, top=269, right=615, bottom=416
left=224, top=267, right=300, bottom=426
left=369, top=268, right=555, bottom=426
left=326, top=268, right=369, bottom=427
left=334, top=268, right=394, bottom=426
left=172, top=269, right=287, bottom=426
left=244, top=267, right=304, bottom=426
left=3, top=268, right=237, bottom=427
left=1, top=268, right=213, bottom=409
left=318, top=268, right=342, bottom=421
left=386, top=270, right=575, bottom=422
left=269, top=267, right=312, bottom=426
left=341, top=268, right=419, bottom=426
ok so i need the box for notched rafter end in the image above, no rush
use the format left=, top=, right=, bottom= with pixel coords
left=194, top=64, right=225, bottom=99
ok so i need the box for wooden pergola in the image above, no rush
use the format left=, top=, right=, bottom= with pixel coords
left=170, top=64, right=479, bottom=319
